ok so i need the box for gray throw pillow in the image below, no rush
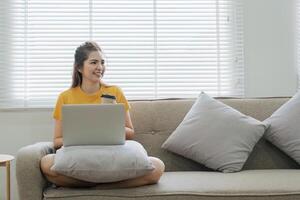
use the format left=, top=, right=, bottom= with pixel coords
left=51, top=141, right=155, bottom=183
left=264, top=91, right=300, bottom=164
left=162, top=92, right=268, bottom=172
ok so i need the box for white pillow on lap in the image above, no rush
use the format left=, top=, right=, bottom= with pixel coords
left=51, top=141, right=154, bottom=183
left=162, top=92, right=268, bottom=172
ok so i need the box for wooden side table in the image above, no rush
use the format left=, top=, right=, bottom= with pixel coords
left=0, top=154, right=14, bottom=200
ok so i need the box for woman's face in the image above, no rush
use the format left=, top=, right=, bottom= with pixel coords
left=81, top=50, right=105, bottom=84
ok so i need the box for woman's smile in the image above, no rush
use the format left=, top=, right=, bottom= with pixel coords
left=93, top=71, right=102, bottom=78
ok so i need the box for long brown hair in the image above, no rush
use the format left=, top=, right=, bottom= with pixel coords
left=71, top=41, right=105, bottom=88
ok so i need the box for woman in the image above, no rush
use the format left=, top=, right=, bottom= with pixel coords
left=40, top=41, right=165, bottom=188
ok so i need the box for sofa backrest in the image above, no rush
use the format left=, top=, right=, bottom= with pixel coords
left=129, top=97, right=300, bottom=171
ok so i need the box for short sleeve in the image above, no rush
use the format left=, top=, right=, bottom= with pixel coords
left=53, top=93, right=65, bottom=120
left=115, top=86, right=131, bottom=111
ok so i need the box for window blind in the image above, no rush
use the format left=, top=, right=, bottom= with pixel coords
left=297, top=0, right=300, bottom=89
left=0, top=0, right=244, bottom=108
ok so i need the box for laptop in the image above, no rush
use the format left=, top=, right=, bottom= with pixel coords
left=62, top=104, right=125, bottom=146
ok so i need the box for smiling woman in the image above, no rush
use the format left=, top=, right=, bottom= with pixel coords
left=39, top=41, right=165, bottom=188
left=71, top=42, right=106, bottom=90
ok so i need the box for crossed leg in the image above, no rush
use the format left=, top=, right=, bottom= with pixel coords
left=40, top=154, right=165, bottom=188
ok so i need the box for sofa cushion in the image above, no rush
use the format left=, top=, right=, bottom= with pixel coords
left=264, top=91, right=300, bottom=164
left=51, top=141, right=154, bottom=183
left=43, top=170, right=300, bottom=200
left=162, top=92, right=268, bottom=172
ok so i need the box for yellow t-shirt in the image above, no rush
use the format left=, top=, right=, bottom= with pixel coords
left=53, top=85, right=130, bottom=120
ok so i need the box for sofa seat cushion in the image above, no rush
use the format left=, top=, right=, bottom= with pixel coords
left=43, top=170, right=300, bottom=200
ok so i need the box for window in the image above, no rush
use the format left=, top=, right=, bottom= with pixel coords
left=297, top=0, right=300, bottom=89
left=0, top=0, right=244, bottom=108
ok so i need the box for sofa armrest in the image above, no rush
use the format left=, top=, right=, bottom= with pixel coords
left=16, top=142, right=54, bottom=200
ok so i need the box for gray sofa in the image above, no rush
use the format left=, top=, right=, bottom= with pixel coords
left=16, top=97, right=300, bottom=200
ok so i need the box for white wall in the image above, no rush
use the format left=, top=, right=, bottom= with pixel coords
left=0, top=110, right=54, bottom=200
left=244, top=0, right=298, bottom=97
left=0, top=0, right=299, bottom=199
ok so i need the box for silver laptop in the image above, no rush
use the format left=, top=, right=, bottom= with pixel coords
left=62, top=104, right=125, bottom=146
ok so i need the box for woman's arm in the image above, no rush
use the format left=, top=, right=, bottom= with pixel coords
left=54, top=119, right=63, bottom=149
left=125, top=111, right=135, bottom=140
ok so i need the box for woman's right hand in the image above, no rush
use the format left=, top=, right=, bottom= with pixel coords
left=54, top=137, right=63, bottom=149
left=54, top=119, right=63, bottom=149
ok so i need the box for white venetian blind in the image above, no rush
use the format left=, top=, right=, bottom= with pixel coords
left=297, top=0, right=300, bottom=89
left=0, top=0, right=244, bottom=108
